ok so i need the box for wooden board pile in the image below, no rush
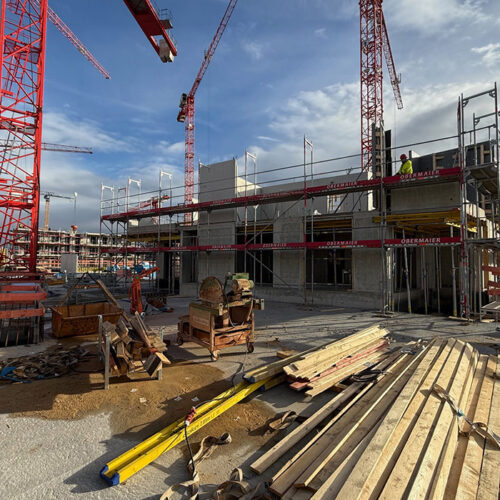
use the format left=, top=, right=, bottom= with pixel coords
left=244, top=325, right=390, bottom=397
left=250, top=337, right=500, bottom=499
left=101, top=312, right=169, bottom=378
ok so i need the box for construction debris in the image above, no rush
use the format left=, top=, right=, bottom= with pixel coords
left=248, top=337, right=500, bottom=499
left=99, top=313, right=169, bottom=380
left=0, top=346, right=89, bottom=382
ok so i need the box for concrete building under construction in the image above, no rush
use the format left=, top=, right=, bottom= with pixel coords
left=100, top=86, right=500, bottom=320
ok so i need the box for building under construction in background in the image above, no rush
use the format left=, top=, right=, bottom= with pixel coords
left=13, top=227, right=124, bottom=273
left=100, top=85, right=500, bottom=320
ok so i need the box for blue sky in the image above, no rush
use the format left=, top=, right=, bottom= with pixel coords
left=39, top=0, right=500, bottom=231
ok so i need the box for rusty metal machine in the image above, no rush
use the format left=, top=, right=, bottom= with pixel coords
left=177, top=273, right=264, bottom=360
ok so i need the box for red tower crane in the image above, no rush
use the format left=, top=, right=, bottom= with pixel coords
left=122, top=0, right=177, bottom=63
left=0, top=0, right=108, bottom=272
left=177, top=0, right=238, bottom=221
left=360, top=0, right=403, bottom=172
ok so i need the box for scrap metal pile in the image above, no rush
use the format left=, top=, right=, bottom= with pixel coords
left=0, top=346, right=89, bottom=382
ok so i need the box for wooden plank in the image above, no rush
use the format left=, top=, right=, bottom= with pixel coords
left=269, top=384, right=375, bottom=497
left=253, top=347, right=408, bottom=476
left=285, top=332, right=386, bottom=378
left=357, top=339, right=455, bottom=500
left=244, top=345, right=324, bottom=383
left=378, top=340, right=468, bottom=499
left=290, top=339, right=389, bottom=389
left=427, top=348, right=479, bottom=500
left=310, top=421, right=382, bottom=498
left=404, top=343, right=475, bottom=500
left=270, top=351, right=415, bottom=496
left=277, top=349, right=297, bottom=359
left=475, top=356, right=500, bottom=500
left=304, top=350, right=387, bottom=398
left=295, top=349, right=423, bottom=489
left=250, top=383, right=362, bottom=475
left=443, top=355, right=488, bottom=499
left=285, top=328, right=388, bottom=379
left=131, top=312, right=153, bottom=349
left=283, top=325, right=384, bottom=375
left=450, top=355, right=495, bottom=500
left=327, top=340, right=444, bottom=500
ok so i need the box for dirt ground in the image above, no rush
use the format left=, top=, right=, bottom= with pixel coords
left=2, top=296, right=500, bottom=499
left=0, top=348, right=275, bottom=447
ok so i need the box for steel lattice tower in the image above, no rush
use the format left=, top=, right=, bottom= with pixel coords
left=360, top=0, right=402, bottom=172
left=0, top=0, right=48, bottom=271
left=360, top=0, right=384, bottom=172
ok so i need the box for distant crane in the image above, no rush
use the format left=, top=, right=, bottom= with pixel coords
left=42, top=192, right=77, bottom=231
left=0, top=141, right=93, bottom=154
left=177, top=0, right=238, bottom=221
left=360, top=0, right=403, bottom=172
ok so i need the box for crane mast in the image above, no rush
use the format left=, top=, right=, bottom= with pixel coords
left=360, top=0, right=402, bottom=172
left=177, top=0, right=238, bottom=220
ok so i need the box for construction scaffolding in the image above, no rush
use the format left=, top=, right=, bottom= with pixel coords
left=99, top=85, right=500, bottom=320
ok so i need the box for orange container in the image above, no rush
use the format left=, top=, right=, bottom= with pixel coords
left=50, top=302, right=122, bottom=338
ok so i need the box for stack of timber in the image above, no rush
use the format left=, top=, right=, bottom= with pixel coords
left=101, top=312, right=169, bottom=378
left=244, top=325, right=391, bottom=397
left=250, top=337, right=500, bottom=499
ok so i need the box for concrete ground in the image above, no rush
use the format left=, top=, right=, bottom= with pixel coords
left=1, top=296, right=499, bottom=499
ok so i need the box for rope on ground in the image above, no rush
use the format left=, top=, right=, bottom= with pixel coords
left=432, top=383, right=500, bottom=448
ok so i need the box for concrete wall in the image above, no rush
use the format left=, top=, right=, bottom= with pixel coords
left=352, top=213, right=383, bottom=295
left=392, top=182, right=459, bottom=212
left=60, top=253, right=78, bottom=274
left=197, top=159, right=238, bottom=282
left=273, top=217, right=304, bottom=288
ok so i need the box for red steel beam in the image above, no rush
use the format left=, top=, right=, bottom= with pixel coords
left=101, top=237, right=462, bottom=255
left=102, top=167, right=461, bottom=222
left=0, top=291, right=46, bottom=302
left=122, top=0, right=177, bottom=59
left=0, top=307, right=44, bottom=319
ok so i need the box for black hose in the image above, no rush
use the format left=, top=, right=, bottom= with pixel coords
left=184, top=424, right=196, bottom=474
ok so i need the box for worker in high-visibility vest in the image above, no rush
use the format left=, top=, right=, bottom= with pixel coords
left=398, top=153, right=413, bottom=175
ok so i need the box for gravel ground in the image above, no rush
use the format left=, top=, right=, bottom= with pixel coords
left=1, top=296, right=499, bottom=499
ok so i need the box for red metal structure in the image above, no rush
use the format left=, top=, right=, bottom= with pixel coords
left=177, top=0, right=238, bottom=220
left=0, top=140, right=93, bottom=154
left=0, top=0, right=48, bottom=271
left=122, top=0, right=177, bottom=62
left=129, top=266, right=159, bottom=314
left=360, top=0, right=402, bottom=172
left=0, top=0, right=108, bottom=272
left=40, top=0, right=110, bottom=79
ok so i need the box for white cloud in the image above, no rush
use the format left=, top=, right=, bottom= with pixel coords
left=472, top=43, right=500, bottom=69
left=42, top=112, right=135, bottom=153
left=384, top=0, right=488, bottom=35
left=242, top=41, right=264, bottom=61
left=154, top=140, right=185, bottom=155
left=256, top=135, right=279, bottom=142
left=314, top=28, right=327, bottom=39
